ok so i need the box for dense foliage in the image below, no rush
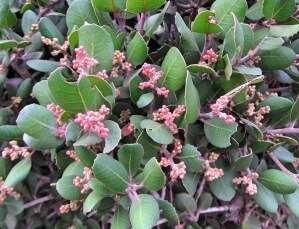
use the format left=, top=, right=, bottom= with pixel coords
left=1, top=0, right=299, bottom=228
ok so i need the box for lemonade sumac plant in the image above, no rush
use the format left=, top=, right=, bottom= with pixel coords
left=1, top=0, right=299, bottom=228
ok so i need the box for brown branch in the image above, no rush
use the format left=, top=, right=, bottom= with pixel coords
left=24, top=196, right=53, bottom=209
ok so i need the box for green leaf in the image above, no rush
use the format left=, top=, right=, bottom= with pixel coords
left=224, top=54, right=233, bottom=80
left=4, top=198, right=24, bottom=216
left=26, top=60, right=60, bottom=73
left=209, top=168, right=236, bottom=201
left=32, top=80, right=55, bottom=106
left=177, top=144, right=203, bottom=173
left=175, top=13, right=199, bottom=52
left=180, top=73, right=200, bottom=125
left=182, top=173, right=200, bottom=195
left=211, top=0, right=247, bottom=32
left=143, top=2, right=168, bottom=37
left=48, top=68, right=102, bottom=113
left=204, top=117, right=238, bottom=148
left=111, top=207, right=130, bottom=229
left=273, top=146, right=294, bottom=163
left=259, top=37, right=284, bottom=51
left=39, top=17, right=64, bottom=44
left=233, top=152, right=253, bottom=171
left=259, top=46, right=296, bottom=70
left=0, top=40, right=18, bottom=49
left=74, top=146, right=96, bottom=167
left=290, top=96, right=299, bottom=121
left=284, top=189, right=299, bottom=218
left=137, top=93, right=154, bottom=108
left=92, top=0, right=125, bottom=12
left=143, top=157, right=165, bottom=191
left=0, top=0, right=17, bottom=28
left=103, top=120, right=121, bottom=153
left=136, top=130, right=160, bottom=160
left=269, top=24, right=299, bottom=38
left=192, top=10, right=223, bottom=34
left=157, top=199, right=179, bottom=226
left=127, top=32, right=148, bottom=66
left=223, top=13, right=244, bottom=59
left=259, top=169, right=298, bottom=194
left=126, top=0, right=165, bottom=13
left=83, top=191, right=104, bottom=214
left=17, top=78, right=32, bottom=99
left=66, top=0, right=99, bottom=30
left=118, top=143, right=144, bottom=176
left=4, top=158, right=31, bottom=188
left=241, top=23, right=254, bottom=55
left=79, top=24, right=114, bottom=71
left=161, top=47, right=187, bottom=91
left=74, top=133, right=102, bottom=147
left=0, top=125, right=23, bottom=141
left=56, top=175, right=82, bottom=200
left=263, top=0, right=295, bottom=22
left=63, top=161, right=84, bottom=177
left=130, top=194, right=159, bottom=229
left=254, top=182, right=278, bottom=213
left=92, top=154, right=128, bottom=193
left=16, top=104, right=62, bottom=148
left=246, top=0, right=264, bottom=21
left=175, top=193, right=196, bottom=212
left=187, top=64, right=217, bottom=77
left=21, top=10, right=38, bottom=34
left=0, top=158, right=11, bottom=179
left=140, top=119, right=173, bottom=145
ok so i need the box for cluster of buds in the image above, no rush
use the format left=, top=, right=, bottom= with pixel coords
left=247, top=85, right=256, bottom=97
left=41, top=36, right=70, bottom=66
left=204, top=153, right=224, bottom=182
left=208, top=16, right=217, bottom=24
left=210, top=95, right=236, bottom=124
left=233, top=171, right=259, bottom=195
left=47, top=103, right=67, bottom=139
left=119, top=109, right=131, bottom=124
left=11, top=96, right=22, bottom=108
left=293, top=158, right=299, bottom=168
left=246, top=103, right=271, bottom=127
left=59, top=201, right=80, bottom=214
left=249, top=23, right=257, bottom=29
left=153, top=105, right=186, bottom=134
left=96, top=70, right=109, bottom=80
left=74, top=105, right=110, bottom=139
left=24, top=23, right=39, bottom=40
left=110, top=50, right=132, bottom=78
left=201, top=48, right=218, bottom=65
left=72, top=46, right=99, bottom=78
left=247, top=50, right=262, bottom=66
left=0, top=64, right=6, bottom=74
left=2, top=141, right=32, bottom=161
left=121, top=123, right=134, bottom=137
left=66, top=150, right=80, bottom=161
left=73, top=167, right=92, bottom=194
left=0, top=177, right=20, bottom=204
left=139, top=63, right=170, bottom=98
left=262, top=19, right=276, bottom=28
left=170, top=162, right=186, bottom=182
left=171, top=139, right=183, bottom=156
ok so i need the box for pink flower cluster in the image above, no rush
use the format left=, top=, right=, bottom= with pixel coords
left=170, top=162, right=186, bottom=182
left=139, top=63, right=169, bottom=98
left=73, top=46, right=99, bottom=78
left=204, top=154, right=224, bottom=182
left=74, top=105, right=110, bottom=139
left=153, top=105, right=186, bottom=134
left=0, top=177, right=20, bottom=204
left=201, top=48, right=218, bottom=65
left=208, top=16, right=217, bottom=24
left=233, top=171, right=259, bottom=195
left=210, top=95, right=235, bottom=124
left=66, top=150, right=79, bottom=161
left=2, top=141, right=31, bottom=161
left=172, top=139, right=182, bottom=156
left=47, top=103, right=67, bottom=139
left=111, top=50, right=132, bottom=78
left=73, top=167, right=92, bottom=194
left=59, top=201, right=80, bottom=214
left=121, top=123, right=134, bottom=137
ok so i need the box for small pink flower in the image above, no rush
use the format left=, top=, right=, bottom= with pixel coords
left=72, top=46, right=98, bottom=78
left=96, top=70, right=109, bottom=80
left=47, top=103, right=64, bottom=118
left=121, top=123, right=134, bottom=137
left=155, top=87, right=169, bottom=98
left=170, top=162, right=186, bottom=181
left=201, top=48, right=218, bottom=64
left=74, top=105, right=110, bottom=139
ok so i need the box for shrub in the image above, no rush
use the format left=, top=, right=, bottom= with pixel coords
left=1, top=0, right=299, bottom=228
